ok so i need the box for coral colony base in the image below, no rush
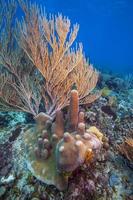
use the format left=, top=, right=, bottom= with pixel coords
left=23, top=89, right=103, bottom=190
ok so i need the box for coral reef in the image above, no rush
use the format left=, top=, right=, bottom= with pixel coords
left=0, top=0, right=133, bottom=199
left=0, top=0, right=103, bottom=197
left=23, top=89, right=102, bottom=190
left=0, top=70, right=133, bottom=199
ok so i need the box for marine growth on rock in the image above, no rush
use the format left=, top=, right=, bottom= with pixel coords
left=23, top=89, right=103, bottom=190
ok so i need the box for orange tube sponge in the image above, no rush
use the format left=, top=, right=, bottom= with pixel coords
left=69, top=89, right=79, bottom=131
left=78, top=111, right=85, bottom=123
left=54, top=109, right=64, bottom=139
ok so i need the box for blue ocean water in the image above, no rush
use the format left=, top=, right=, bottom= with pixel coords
left=28, top=0, right=133, bottom=74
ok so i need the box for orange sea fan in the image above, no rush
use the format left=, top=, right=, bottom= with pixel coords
left=17, top=0, right=100, bottom=117
left=0, top=0, right=100, bottom=117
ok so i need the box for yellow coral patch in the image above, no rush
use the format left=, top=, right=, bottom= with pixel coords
left=87, top=126, right=103, bottom=142
left=101, top=87, right=112, bottom=97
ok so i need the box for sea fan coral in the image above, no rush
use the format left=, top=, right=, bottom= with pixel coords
left=0, top=0, right=41, bottom=115
left=18, top=1, right=100, bottom=117
left=0, top=0, right=100, bottom=118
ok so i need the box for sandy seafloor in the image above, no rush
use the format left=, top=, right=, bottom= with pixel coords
left=0, top=72, right=133, bottom=200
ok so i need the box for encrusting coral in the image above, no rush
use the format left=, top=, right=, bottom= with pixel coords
left=24, top=89, right=103, bottom=191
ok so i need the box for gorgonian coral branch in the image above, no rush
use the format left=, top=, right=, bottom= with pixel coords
left=0, top=0, right=100, bottom=118
left=0, top=0, right=42, bottom=115
left=17, top=0, right=100, bottom=117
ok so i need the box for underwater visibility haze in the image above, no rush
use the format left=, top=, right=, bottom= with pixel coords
left=29, top=0, right=133, bottom=74
left=0, top=0, right=133, bottom=200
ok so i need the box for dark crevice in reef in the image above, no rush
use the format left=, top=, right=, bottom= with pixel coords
left=9, top=126, right=22, bottom=143
left=101, top=105, right=117, bottom=120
